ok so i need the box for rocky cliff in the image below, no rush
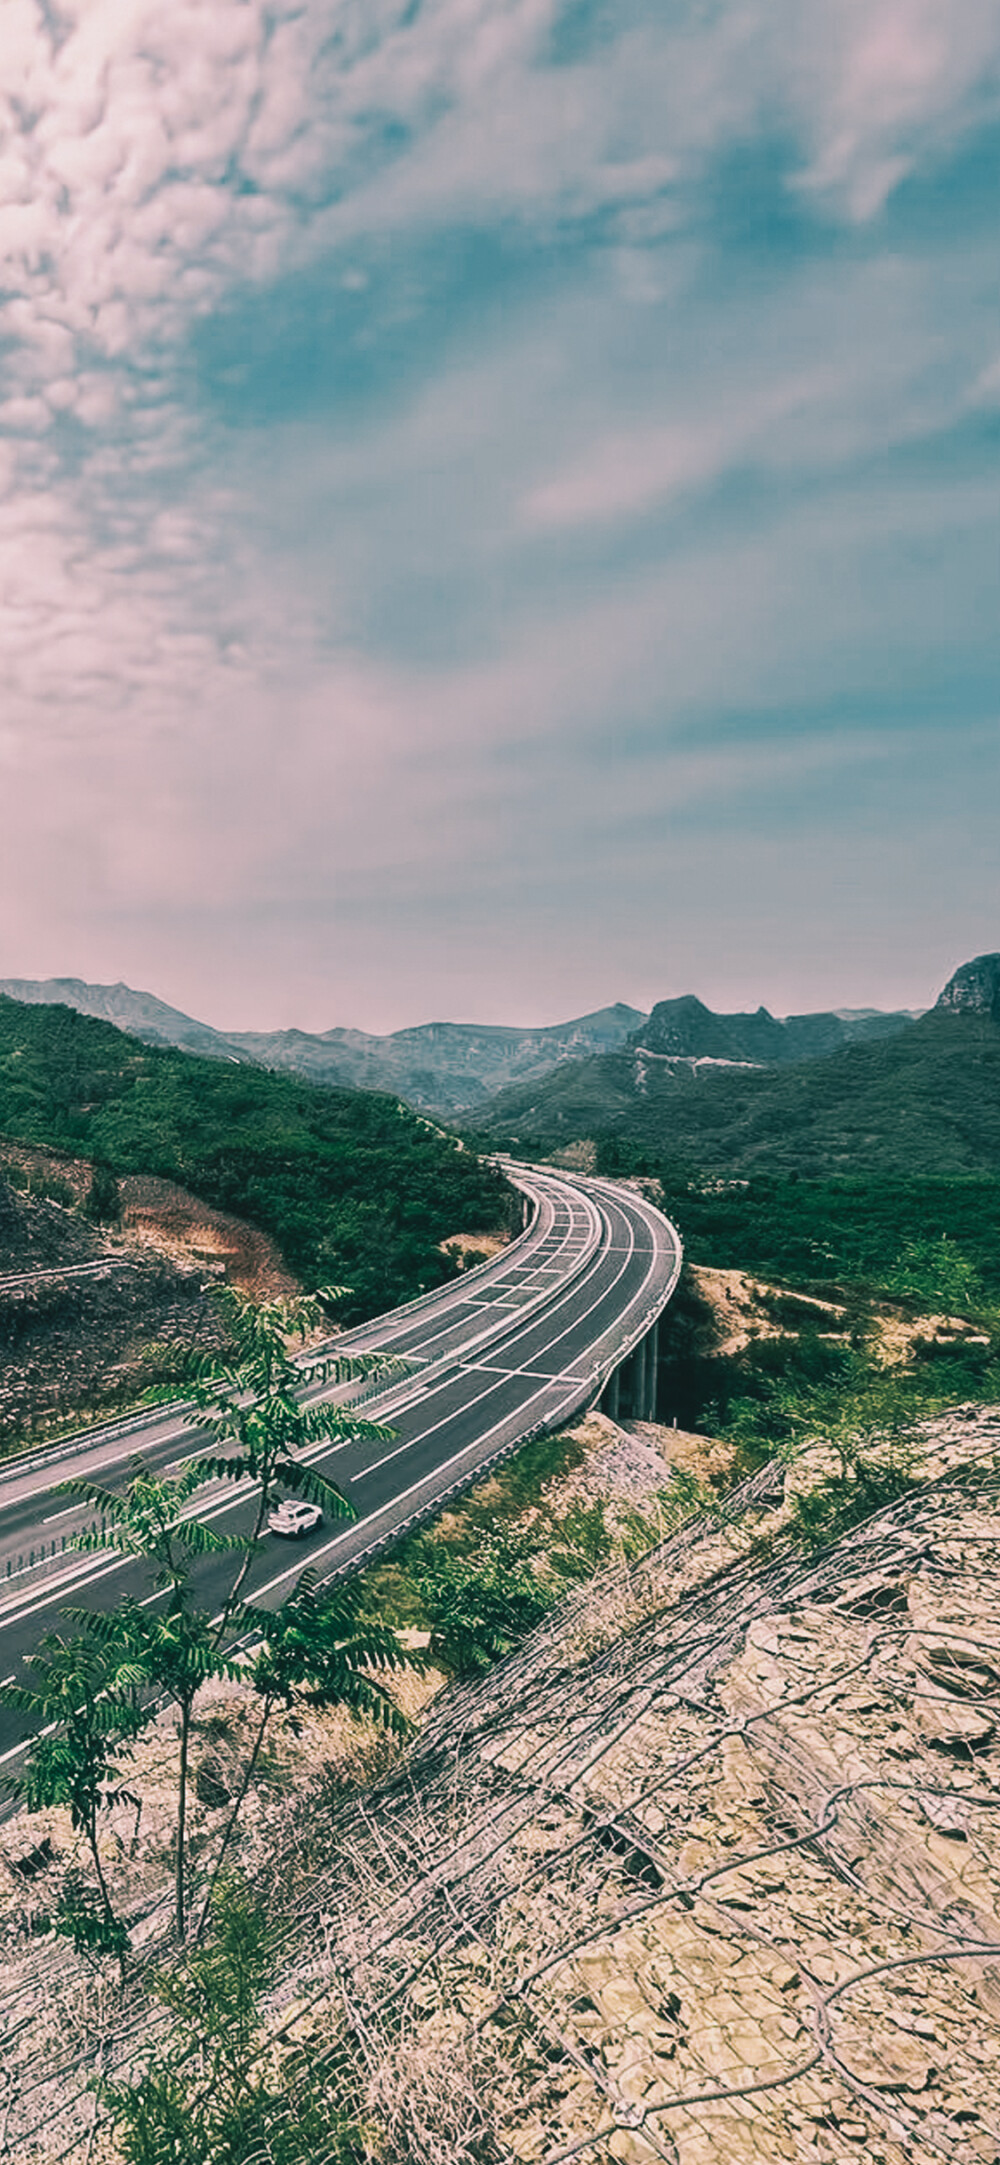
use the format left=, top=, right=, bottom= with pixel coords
left=936, top=952, right=1000, bottom=1021
left=633, top=995, right=918, bottom=1067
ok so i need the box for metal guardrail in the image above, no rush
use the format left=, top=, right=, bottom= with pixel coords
left=0, top=1257, right=138, bottom=1297
left=319, top=1186, right=684, bottom=1585
left=0, top=1164, right=567, bottom=1491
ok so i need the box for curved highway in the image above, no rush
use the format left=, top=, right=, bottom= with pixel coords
left=0, top=1163, right=681, bottom=1762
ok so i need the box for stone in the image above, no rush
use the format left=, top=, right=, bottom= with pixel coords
left=836, top=2041, right=933, bottom=2093
left=914, top=1692, right=995, bottom=1751
left=916, top=1791, right=969, bottom=1836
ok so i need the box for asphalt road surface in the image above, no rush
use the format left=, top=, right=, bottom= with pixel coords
left=0, top=1162, right=682, bottom=1767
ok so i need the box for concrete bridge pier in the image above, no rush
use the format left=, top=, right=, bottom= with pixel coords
left=601, top=1315, right=660, bottom=1424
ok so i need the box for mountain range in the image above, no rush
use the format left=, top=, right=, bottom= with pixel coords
left=622, top=994, right=920, bottom=1067
left=0, top=976, right=921, bottom=1119
left=469, top=955, right=1000, bottom=1178
left=0, top=955, right=997, bottom=1178
left=0, top=980, right=647, bottom=1117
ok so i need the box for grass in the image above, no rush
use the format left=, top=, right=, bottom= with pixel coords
left=358, top=1428, right=591, bottom=1631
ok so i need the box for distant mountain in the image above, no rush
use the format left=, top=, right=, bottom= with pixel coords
left=0, top=980, right=647, bottom=1118
left=470, top=960, right=1000, bottom=1178
left=226, top=1006, right=651, bottom=1113
left=0, top=995, right=515, bottom=1315
left=633, top=995, right=920, bottom=1068
left=0, top=979, right=251, bottom=1063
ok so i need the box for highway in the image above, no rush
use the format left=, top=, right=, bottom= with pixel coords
left=0, top=1162, right=682, bottom=1762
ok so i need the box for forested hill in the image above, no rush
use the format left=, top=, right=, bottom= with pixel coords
left=470, top=1006, right=1000, bottom=1179
left=0, top=996, right=516, bottom=1320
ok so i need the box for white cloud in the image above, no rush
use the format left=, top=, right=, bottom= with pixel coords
left=787, top=0, right=1000, bottom=216
left=0, top=0, right=997, bottom=1024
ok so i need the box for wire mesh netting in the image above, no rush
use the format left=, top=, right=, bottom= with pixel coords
left=5, top=1407, right=1000, bottom=2164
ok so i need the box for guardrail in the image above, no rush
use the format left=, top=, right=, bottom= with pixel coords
left=320, top=1192, right=684, bottom=1584
left=0, top=1174, right=677, bottom=1613
left=0, top=1257, right=138, bottom=1297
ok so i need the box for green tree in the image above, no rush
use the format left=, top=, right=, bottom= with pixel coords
left=0, top=1627, right=146, bottom=1968
left=886, top=1234, right=981, bottom=1314
left=412, top=1525, right=558, bottom=1678
left=56, top=1293, right=403, bottom=1938
left=101, top=1873, right=359, bottom=2164
left=197, top=1568, right=413, bottom=1935
left=83, top=1159, right=122, bottom=1225
left=58, top=1461, right=247, bottom=1939
left=183, top=1286, right=399, bottom=1629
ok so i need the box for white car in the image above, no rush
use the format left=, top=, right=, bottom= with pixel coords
left=267, top=1498, right=323, bottom=1539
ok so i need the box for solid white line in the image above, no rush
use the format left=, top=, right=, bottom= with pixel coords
left=294, top=1190, right=628, bottom=1506
left=42, top=1502, right=80, bottom=1525
left=0, top=1176, right=591, bottom=1524
left=350, top=1202, right=636, bottom=1483
left=250, top=1357, right=604, bottom=1607
left=0, top=1551, right=130, bottom=1631
left=368, top=1184, right=600, bottom=1367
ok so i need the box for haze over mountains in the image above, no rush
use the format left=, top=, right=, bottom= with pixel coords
left=0, top=975, right=925, bottom=1119
left=0, top=979, right=647, bottom=1118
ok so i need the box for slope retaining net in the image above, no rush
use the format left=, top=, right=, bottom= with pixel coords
left=7, top=1407, right=1000, bottom=2165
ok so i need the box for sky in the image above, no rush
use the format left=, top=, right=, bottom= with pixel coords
left=1, top=0, right=998, bottom=1033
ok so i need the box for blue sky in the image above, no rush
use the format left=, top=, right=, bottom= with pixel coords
left=1, top=0, right=998, bottom=1031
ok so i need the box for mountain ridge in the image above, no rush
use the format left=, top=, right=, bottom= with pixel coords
left=0, top=974, right=929, bottom=1119
left=469, top=956, right=1000, bottom=1178
left=629, top=994, right=920, bottom=1067
left=0, top=980, right=648, bottom=1117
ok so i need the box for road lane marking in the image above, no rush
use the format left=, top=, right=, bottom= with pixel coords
left=350, top=1204, right=637, bottom=1483
left=0, top=1174, right=597, bottom=1530
left=0, top=1175, right=676, bottom=1640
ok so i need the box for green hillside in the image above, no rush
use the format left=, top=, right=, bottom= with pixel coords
left=0, top=996, right=516, bottom=1319
left=472, top=1009, right=1000, bottom=1179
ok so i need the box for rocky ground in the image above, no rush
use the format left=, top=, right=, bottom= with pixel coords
left=689, top=1260, right=990, bottom=1368
left=1, top=1401, right=997, bottom=2162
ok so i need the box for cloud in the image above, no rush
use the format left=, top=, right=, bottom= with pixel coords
left=2, top=0, right=996, bottom=427
left=787, top=0, right=1000, bottom=216
left=0, top=0, right=998, bottom=1025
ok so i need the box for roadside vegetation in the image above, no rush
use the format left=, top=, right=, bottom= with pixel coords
left=595, top=1144, right=1000, bottom=1300
left=472, top=1001, right=1000, bottom=1174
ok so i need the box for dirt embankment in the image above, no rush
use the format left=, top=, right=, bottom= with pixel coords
left=0, top=1143, right=300, bottom=1444
left=690, top=1261, right=988, bottom=1368
left=439, top=1228, right=512, bottom=1267
left=117, top=1176, right=298, bottom=1301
